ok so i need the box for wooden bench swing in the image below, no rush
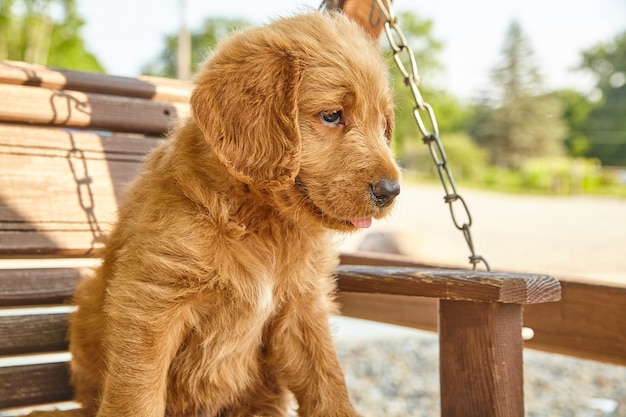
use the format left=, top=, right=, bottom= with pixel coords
left=0, top=1, right=624, bottom=416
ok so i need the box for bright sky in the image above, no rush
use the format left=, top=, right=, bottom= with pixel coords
left=77, top=0, right=626, bottom=101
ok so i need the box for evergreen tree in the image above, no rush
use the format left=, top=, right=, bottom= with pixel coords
left=470, top=21, right=566, bottom=168
left=490, top=21, right=542, bottom=103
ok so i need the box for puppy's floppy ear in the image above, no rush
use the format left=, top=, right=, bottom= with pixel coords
left=190, top=40, right=302, bottom=188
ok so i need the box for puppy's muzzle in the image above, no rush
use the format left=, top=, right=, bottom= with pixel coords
left=370, top=179, right=400, bottom=208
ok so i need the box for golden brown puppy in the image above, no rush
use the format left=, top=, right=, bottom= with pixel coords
left=69, top=11, right=400, bottom=417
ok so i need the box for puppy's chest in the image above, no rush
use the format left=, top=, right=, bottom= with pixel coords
left=197, top=220, right=336, bottom=320
left=241, top=223, right=334, bottom=273
left=260, top=249, right=332, bottom=305
left=186, top=255, right=330, bottom=350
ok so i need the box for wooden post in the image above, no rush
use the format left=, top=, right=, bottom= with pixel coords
left=439, top=300, right=524, bottom=417
left=325, top=0, right=388, bottom=39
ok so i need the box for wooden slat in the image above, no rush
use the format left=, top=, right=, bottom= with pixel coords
left=0, top=124, right=161, bottom=156
left=0, top=363, right=73, bottom=409
left=439, top=301, right=524, bottom=417
left=336, top=265, right=561, bottom=304
left=0, top=313, right=70, bottom=356
left=0, top=59, right=192, bottom=103
left=337, top=292, right=439, bottom=332
left=0, top=268, right=87, bottom=306
left=524, top=280, right=626, bottom=366
left=0, top=126, right=160, bottom=256
left=0, top=84, right=188, bottom=134
left=0, top=233, right=101, bottom=257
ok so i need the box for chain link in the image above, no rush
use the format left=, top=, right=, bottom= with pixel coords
left=375, top=0, right=490, bottom=271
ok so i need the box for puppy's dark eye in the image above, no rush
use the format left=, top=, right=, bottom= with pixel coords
left=320, top=110, right=342, bottom=126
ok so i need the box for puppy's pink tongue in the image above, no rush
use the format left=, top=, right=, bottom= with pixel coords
left=350, top=217, right=372, bottom=228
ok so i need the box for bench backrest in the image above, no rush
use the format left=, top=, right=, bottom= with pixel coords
left=0, top=60, right=191, bottom=413
left=0, top=60, right=190, bottom=257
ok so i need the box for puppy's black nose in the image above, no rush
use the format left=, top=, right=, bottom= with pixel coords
left=370, top=179, right=400, bottom=208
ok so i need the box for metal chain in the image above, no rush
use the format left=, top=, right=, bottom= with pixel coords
left=374, top=0, right=491, bottom=271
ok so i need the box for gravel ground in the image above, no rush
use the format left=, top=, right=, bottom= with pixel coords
left=335, top=334, right=626, bottom=417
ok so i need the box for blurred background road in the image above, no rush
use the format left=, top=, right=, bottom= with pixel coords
left=338, top=182, right=626, bottom=284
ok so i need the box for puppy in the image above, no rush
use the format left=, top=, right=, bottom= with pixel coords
left=69, top=11, right=400, bottom=417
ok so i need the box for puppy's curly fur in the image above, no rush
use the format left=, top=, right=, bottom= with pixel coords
left=69, top=12, right=400, bottom=417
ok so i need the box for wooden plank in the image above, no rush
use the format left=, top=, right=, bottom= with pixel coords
left=0, top=84, right=188, bottom=134
left=0, top=233, right=101, bottom=257
left=0, top=313, right=70, bottom=356
left=0, top=268, right=87, bottom=306
left=0, top=363, right=73, bottom=409
left=0, top=126, right=159, bottom=256
left=439, top=300, right=524, bottom=417
left=0, top=59, right=191, bottom=103
left=525, top=280, right=626, bottom=366
left=336, top=265, right=561, bottom=304
left=337, top=292, right=439, bottom=332
left=0, top=124, right=162, bottom=156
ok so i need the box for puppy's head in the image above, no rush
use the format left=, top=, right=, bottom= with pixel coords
left=191, top=12, right=401, bottom=231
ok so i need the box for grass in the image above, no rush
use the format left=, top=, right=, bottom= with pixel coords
left=404, top=166, right=626, bottom=198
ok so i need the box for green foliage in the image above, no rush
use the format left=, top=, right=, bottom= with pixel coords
left=551, top=89, right=597, bottom=158
left=408, top=155, right=625, bottom=197
left=581, top=31, right=626, bottom=91
left=141, top=17, right=250, bottom=78
left=407, top=132, right=488, bottom=184
left=578, top=31, right=626, bottom=166
left=476, top=157, right=626, bottom=197
left=0, top=0, right=103, bottom=72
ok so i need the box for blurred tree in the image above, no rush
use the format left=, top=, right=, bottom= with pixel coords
left=141, top=17, right=250, bottom=78
left=471, top=94, right=566, bottom=168
left=551, top=89, right=596, bottom=158
left=579, top=31, right=626, bottom=166
left=470, top=21, right=566, bottom=168
left=490, top=21, right=542, bottom=103
left=0, top=0, right=103, bottom=72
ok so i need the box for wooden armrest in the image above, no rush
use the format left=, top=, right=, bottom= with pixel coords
left=335, top=263, right=561, bottom=417
left=336, top=265, right=561, bottom=304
